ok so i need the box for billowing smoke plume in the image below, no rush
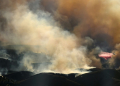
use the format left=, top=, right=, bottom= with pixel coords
left=41, top=0, right=120, bottom=68
left=0, top=0, right=96, bottom=74
left=1, top=0, right=120, bottom=74
left=41, top=0, right=120, bottom=45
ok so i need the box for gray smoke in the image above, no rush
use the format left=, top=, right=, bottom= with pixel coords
left=0, top=0, right=102, bottom=75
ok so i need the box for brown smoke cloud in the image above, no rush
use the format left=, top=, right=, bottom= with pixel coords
left=41, top=0, right=120, bottom=68
left=0, top=1, right=95, bottom=74
left=1, top=0, right=120, bottom=73
left=41, top=0, right=120, bottom=45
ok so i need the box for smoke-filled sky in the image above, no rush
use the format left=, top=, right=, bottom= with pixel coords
left=0, top=0, right=120, bottom=74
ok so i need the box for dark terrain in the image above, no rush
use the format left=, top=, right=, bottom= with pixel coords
left=0, top=46, right=120, bottom=86
left=0, top=68, right=120, bottom=86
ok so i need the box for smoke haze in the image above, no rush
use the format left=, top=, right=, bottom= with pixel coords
left=0, top=0, right=120, bottom=74
left=41, top=0, right=120, bottom=68
left=0, top=0, right=92, bottom=74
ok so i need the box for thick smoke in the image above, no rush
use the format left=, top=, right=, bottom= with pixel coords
left=0, top=0, right=95, bottom=74
left=1, top=0, right=120, bottom=74
left=41, top=0, right=120, bottom=68
left=41, top=0, right=120, bottom=45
